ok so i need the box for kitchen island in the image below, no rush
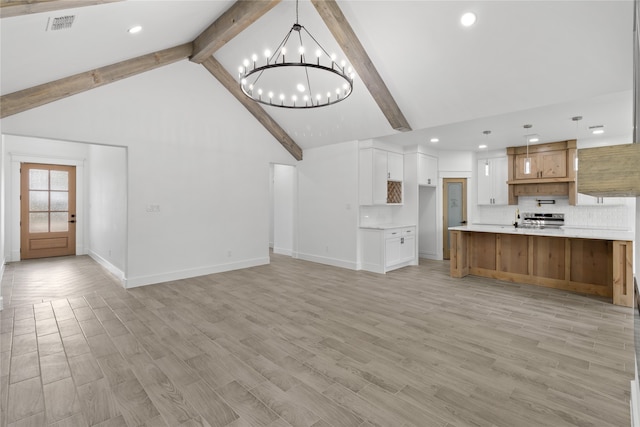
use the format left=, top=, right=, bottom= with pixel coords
left=449, top=225, right=634, bottom=307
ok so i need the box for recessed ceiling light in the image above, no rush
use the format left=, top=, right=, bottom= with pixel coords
left=589, top=125, right=605, bottom=135
left=461, top=12, right=477, bottom=27
left=430, top=138, right=439, bottom=143
left=478, top=144, right=487, bottom=149
left=128, top=25, right=142, bottom=34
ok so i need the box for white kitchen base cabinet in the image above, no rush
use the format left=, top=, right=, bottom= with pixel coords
left=360, top=226, right=416, bottom=273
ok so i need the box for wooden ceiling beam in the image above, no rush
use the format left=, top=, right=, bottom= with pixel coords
left=190, top=0, right=281, bottom=63
left=310, top=0, right=411, bottom=132
left=1, top=43, right=193, bottom=118
left=193, top=0, right=302, bottom=160
left=201, top=56, right=303, bottom=161
left=0, top=0, right=123, bottom=18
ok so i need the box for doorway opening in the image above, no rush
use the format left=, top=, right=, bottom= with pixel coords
left=270, top=164, right=296, bottom=257
left=20, top=163, right=76, bottom=259
left=443, top=178, right=467, bottom=260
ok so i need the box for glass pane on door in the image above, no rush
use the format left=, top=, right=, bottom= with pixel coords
left=447, top=182, right=463, bottom=227
left=29, top=169, right=48, bottom=190
left=29, top=213, right=49, bottom=233
left=29, top=191, right=49, bottom=211
left=26, top=168, right=70, bottom=234
left=50, top=171, right=68, bottom=191
left=50, top=192, right=68, bottom=211
left=50, top=212, right=69, bottom=232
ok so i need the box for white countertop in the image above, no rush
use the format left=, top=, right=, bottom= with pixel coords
left=448, top=224, right=634, bottom=241
left=360, top=224, right=416, bottom=230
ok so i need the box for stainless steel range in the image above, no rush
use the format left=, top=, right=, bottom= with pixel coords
left=519, top=212, right=564, bottom=229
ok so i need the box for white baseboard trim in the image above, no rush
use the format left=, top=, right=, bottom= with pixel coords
left=88, top=250, right=126, bottom=286
left=0, top=260, right=5, bottom=311
left=273, top=247, right=293, bottom=256
left=295, top=252, right=357, bottom=270
left=124, top=257, right=270, bottom=289
left=359, top=262, right=384, bottom=274
left=419, top=252, right=441, bottom=261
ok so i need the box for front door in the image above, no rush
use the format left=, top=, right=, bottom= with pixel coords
left=20, top=163, right=76, bottom=259
left=443, top=178, right=467, bottom=260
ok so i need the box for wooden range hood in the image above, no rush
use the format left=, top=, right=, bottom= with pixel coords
left=578, top=143, right=640, bottom=197
left=506, top=140, right=577, bottom=205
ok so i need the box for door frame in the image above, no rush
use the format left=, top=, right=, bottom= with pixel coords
left=270, top=163, right=297, bottom=257
left=20, top=163, right=77, bottom=259
left=9, top=154, right=86, bottom=261
left=443, top=178, right=467, bottom=260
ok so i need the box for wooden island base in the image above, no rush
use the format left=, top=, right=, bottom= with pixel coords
left=450, top=230, right=633, bottom=307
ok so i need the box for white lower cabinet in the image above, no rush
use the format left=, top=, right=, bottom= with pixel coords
left=360, top=226, right=416, bottom=273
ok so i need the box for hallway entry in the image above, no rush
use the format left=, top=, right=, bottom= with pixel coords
left=20, top=163, right=76, bottom=259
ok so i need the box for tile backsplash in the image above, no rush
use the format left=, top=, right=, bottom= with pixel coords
left=360, top=205, right=394, bottom=227
left=475, top=196, right=635, bottom=231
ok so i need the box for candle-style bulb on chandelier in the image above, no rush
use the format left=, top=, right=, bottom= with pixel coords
left=238, top=0, right=355, bottom=109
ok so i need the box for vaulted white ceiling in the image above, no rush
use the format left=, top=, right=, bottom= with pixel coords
left=0, top=0, right=634, bottom=153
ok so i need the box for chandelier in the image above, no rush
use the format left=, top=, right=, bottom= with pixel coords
left=238, top=0, right=355, bottom=109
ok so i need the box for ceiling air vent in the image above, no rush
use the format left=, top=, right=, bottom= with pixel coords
left=46, top=15, right=76, bottom=31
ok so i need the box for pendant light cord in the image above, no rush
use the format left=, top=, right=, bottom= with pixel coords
left=296, top=0, right=299, bottom=25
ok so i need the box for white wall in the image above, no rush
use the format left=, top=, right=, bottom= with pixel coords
left=636, top=196, right=639, bottom=277
left=0, top=137, right=4, bottom=310
left=269, top=165, right=274, bottom=249
left=297, top=141, right=359, bottom=269
left=0, top=60, right=295, bottom=288
left=418, top=186, right=438, bottom=259
left=273, top=164, right=295, bottom=256
left=87, top=144, right=127, bottom=280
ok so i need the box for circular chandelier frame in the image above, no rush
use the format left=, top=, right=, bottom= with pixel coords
left=238, top=4, right=355, bottom=109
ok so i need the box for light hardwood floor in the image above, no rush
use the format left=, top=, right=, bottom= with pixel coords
left=0, top=254, right=634, bottom=427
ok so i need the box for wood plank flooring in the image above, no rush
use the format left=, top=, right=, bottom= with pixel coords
left=0, top=254, right=634, bottom=426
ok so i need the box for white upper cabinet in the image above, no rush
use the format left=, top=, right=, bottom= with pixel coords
left=477, top=157, right=508, bottom=205
left=387, top=152, right=403, bottom=181
left=418, top=154, right=437, bottom=186
left=359, top=148, right=404, bottom=205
